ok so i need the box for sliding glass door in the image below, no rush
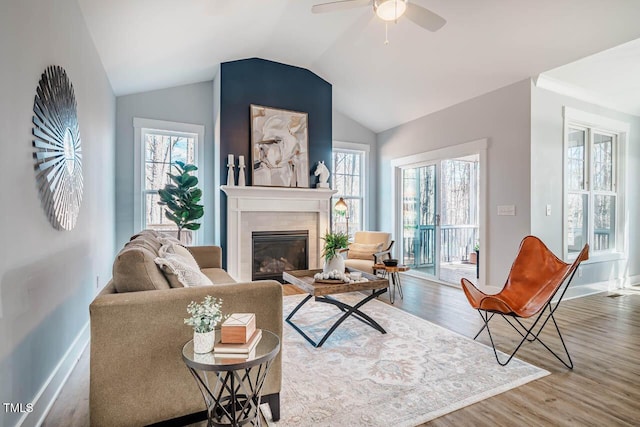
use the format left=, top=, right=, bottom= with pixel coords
left=400, top=155, right=479, bottom=284
left=401, top=164, right=437, bottom=276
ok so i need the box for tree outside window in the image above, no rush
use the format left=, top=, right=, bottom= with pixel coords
left=332, top=149, right=365, bottom=236
left=566, top=124, right=619, bottom=255
left=143, top=131, right=197, bottom=244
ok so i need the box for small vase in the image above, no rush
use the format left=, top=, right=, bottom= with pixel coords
left=193, top=330, right=215, bottom=354
left=323, top=255, right=345, bottom=273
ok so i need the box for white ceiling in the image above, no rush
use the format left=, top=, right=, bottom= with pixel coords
left=541, top=38, right=640, bottom=117
left=77, top=0, right=640, bottom=132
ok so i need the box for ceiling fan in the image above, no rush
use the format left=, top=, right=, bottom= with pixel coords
left=311, top=0, right=446, bottom=32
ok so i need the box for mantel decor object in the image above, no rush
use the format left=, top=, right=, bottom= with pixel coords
left=32, top=65, right=83, bottom=231
left=238, top=155, right=246, bottom=186
left=227, top=154, right=235, bottom=186
left=314, top=161, right=330, bottom=188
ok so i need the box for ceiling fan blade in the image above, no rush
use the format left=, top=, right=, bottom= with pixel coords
left=405, top=2, right=446, bottom=32
left=312, top=0, right=371, bottom=14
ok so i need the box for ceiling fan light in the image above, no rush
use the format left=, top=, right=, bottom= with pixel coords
left=375, top=0, right=407, bottom=21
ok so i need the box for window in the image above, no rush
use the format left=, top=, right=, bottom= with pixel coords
left=332, top=144, right=368, bottom=235
left=564, top=108, right=627, bottom=258
left=134, top=118, right=204, bottom=244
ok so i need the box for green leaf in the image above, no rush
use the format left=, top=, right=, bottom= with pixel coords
left=183, top=176, right=198, bottom=188
left=167, top=201, right=181, bottom=211
left=321, top=232, right=349, bottom=262
left=183, top=164, right=197, bottom=172
left=183, top=223, right=201, bottom=230
left=165, top=211, right=180, bottom=223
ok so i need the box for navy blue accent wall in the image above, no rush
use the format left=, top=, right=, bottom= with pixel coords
left=219, top=58, right=333, bottom=268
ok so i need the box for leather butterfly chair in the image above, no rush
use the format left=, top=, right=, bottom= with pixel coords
left=461, top=236, right=589, bottom=368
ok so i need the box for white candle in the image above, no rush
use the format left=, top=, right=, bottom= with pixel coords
left=238, top=155, right=245, bottom=166
left=228, top=154, right=234, bottom=164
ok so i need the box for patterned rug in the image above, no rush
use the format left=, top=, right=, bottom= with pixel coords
left=260, top=293, right=548, bottom=426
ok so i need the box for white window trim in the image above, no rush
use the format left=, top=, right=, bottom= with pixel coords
left=333, top=141, right=370, bottom=230
left=562, top=107, right=629, bottom=263
left=390, top=138, right=488, bottom=288
left=133, top=117, right=205, bottom=243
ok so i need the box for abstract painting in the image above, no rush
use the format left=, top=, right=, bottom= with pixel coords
left=250, top=104, right=309, bottom=188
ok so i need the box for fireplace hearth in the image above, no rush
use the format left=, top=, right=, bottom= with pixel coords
left=252, top=230, right=309, bottom=282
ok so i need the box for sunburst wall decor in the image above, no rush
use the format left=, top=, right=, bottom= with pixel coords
left=32, top=65, right=83, bottom=231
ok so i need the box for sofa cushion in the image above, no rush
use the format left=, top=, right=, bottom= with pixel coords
left=347, top=242, right=384, bottom=260
left=201, top=268, right=237, bottom=285
left=113, top=246, right=171, bottom=292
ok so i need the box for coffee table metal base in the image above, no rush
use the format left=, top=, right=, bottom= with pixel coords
left=286, top=288, right=388, bottom=348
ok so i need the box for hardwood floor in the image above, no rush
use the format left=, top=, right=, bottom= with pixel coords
left=43, top=278, right=640, bottom=426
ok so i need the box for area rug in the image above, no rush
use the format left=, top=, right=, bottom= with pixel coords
left=260, top=293, right=549, bottom=426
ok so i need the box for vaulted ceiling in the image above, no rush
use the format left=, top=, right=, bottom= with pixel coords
left=78, top=0, right=640, bottom=132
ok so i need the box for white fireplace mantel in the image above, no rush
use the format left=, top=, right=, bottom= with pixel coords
left=221, top=185, right=337, bottom=281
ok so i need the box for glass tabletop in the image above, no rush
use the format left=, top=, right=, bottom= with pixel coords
left=182, top=329, right=280, bottom=371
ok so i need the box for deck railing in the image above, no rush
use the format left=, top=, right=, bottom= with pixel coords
left=403, top=225, right=478, bottom=267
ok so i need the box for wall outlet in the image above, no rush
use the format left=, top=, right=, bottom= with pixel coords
left=497, top=205, right=516, bottom=216
left=546, top=204, right=552, bottom=216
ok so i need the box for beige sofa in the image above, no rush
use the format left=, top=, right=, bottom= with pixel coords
left=90, top=230, right=282, bottom=426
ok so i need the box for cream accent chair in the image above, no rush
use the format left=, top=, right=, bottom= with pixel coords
left=344, top=231, right=394, bottom=274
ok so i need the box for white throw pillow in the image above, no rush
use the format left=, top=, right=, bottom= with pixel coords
left=156, top=243, right=212, bottom=287
left=169, top=243, right=200, bottom=270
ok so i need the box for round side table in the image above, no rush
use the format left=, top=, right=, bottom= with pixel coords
left=182, top=330, right=280, bottom=427
left=373, top=264, right=410, bottom=304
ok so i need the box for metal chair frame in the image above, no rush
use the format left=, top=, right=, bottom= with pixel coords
left=463, top=236, right=588, bottom=369
left=474, top=264, right=579, bottom=368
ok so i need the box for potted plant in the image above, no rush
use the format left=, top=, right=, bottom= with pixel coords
left=157, top=161, right=204, bottom=241
left=469, top=242, right=479, bottom=264
left=321, top=231, right=349, bottom=273
left=184, top=296, right=224, bottom=353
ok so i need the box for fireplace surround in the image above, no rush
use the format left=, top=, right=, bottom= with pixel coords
left=221, top=186, right=336, bottom=282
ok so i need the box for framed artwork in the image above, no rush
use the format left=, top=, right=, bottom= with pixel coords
left=250, top=104, right=309, bottom=188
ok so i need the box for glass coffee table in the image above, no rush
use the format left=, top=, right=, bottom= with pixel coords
left=182, top=330, right=280, bottom=427
left=282, top=268, right=389, bottom=348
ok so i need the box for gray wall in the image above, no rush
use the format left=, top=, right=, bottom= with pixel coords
left=377, top=80, right=532, bottom=285
left=0, top=0, right=116, bottom=425
left=531, top=84, right=640, bottom=287
left=333, top=109, right=378, bottom=229
left=115, top=81, right=215, bottom=248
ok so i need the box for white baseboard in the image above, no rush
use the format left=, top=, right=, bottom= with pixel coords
left=562, top=275, right=640, bottom=301
left=17, top=322, right=89, bottom=427
left=625, top=275, right=640, bottom=287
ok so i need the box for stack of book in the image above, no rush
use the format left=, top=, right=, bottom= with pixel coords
left=214, top=313, right=261, bottom=362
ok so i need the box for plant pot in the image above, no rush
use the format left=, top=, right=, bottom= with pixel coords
left=193, top=330, right=215, bottom=354
left=469, top=252, right=477, bottom=265
left=323, top=255, right=345, bottom=273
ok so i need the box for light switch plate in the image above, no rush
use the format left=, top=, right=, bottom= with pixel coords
left=497, top=205, right=516, bottom=216
left=546, top=204, right=552, bottom=216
